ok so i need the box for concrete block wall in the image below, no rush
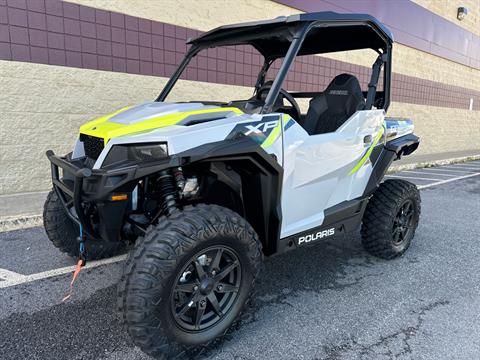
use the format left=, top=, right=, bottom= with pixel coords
left=0, top=60, right=251, bottom=194
left=413, top=0, right=479, bottom=36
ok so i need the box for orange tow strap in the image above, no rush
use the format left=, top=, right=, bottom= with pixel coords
left=62, top=259, right=85, bottom=302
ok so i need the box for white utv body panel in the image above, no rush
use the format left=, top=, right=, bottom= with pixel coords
left=71, top=102, right=284, bottom=168
left=280, top=110, right=385, bottom=237
left=72, top=101, right=385, bottom=240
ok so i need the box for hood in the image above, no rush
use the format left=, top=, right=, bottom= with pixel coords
left=79, top=102, right=243, bottom=144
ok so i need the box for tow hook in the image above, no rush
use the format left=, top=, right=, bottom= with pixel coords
left=61, top=225, right=87, bottom=302
left=77, top=235, right=87, bottom=266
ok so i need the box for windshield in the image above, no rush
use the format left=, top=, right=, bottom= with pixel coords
left=161, top=44, right=266, bottom=104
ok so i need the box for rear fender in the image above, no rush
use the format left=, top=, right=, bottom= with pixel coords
left=386, top=133, right=420, bottom=158
left=363, top=133, right=420, bottom=196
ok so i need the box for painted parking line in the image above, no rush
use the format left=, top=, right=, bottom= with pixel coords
left=416, top=168, right=478, bottom=174
left=442, top=166, right=480, bottom=171
left=450, top=164, right=480, bottom=169
left=417, top=172, right=480, bottom=189
left=402, top=170, right=458, bottom=177
left=0, top=254, right=127, bottom=288
left=386, top=174, right=445, bottom=181
left=385, top=161, right=480, bottom=189
left=0, top=268, right=26, bottom=284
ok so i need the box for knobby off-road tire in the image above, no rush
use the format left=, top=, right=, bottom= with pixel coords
left=43, top=190, right=125, bottom=260
left=361, top=179, right=421, bottom=259
left=118, top=204, right=263, bottom=359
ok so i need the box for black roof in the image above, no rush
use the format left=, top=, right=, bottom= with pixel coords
left=189, top=12, right=394, bottom=59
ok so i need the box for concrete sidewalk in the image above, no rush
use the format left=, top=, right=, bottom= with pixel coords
left=388, top=149, right=480, bottom=172
left=1, top=149, right=479, bottom=232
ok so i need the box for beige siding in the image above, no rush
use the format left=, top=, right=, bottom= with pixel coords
left=68, top=0, right=480, bottom=92
left=388, top=102, right=480, bottom=156
left=413, top=0, right=480, bottom=36
left=0, top=60, right=251, bottom=194
left=66, top=0, right=298, bottom=30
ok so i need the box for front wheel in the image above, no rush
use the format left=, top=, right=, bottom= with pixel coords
left=118, top=204, right=263, bottom=359
left=43, top=190, right=125, bottom=260
left=361, top=179, right=421, bottom=259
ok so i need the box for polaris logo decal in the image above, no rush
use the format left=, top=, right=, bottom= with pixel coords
left=245, top=120, right=279, bottom=135
left=298, top=228, right=335, bottom=245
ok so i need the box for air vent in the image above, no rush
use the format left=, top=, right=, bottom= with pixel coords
left=80, top=134, right=104, bottom=159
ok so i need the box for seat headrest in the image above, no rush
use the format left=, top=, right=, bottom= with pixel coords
left=325, top=73, right=363, bottom=98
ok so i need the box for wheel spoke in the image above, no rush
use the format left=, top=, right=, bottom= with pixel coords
left=209, top=248, right=223, bottom=273
left=207, top=293, right=222, bottom=316
left=176, top=292, right=200, bottom=317
left=393, top=227, right=401, bottom=243
left=171, top=245, right=242, bottom=331
left=403, top=202, right=414, bottom=220
left=404, top=202, right=413, bottom=213
left=194, top=299, right=206, bottom=329
left=175, top=282, right=198, bottom=293
left=215, top=282, right=239, bottom=293
left=405, top=211, right=414, bottom=222
left=214, top=260, right=239, bottom=282
left=194, top=260, right=206, bottom=280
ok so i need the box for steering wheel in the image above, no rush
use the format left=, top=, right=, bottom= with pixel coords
left=255, top=82, right=301, bottom=120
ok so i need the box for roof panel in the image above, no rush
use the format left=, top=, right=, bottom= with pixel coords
left=189, top=11, right=393, bottom=58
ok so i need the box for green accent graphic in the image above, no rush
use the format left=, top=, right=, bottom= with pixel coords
left=79, top=107, right=243, bottom=145
left=348, top=127, right=385, bottom=175
left=261, top=116, right=283, bottom=148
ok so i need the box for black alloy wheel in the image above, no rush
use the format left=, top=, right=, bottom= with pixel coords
left=118, top=204, right=263, bottom=359
left=171, top=246, right=242, bottom=331
left=392, top=199, right=415, bottom=246
left=361, top=179, right=421, bottom=259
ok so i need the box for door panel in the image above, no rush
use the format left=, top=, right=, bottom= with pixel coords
left=280, top=110, right=385, bottom=238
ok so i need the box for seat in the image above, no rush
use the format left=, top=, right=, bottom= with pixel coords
left=303, top=74, right=365, bottom=135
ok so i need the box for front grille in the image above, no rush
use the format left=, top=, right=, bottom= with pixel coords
left=80, top=134, right=104, bottom=159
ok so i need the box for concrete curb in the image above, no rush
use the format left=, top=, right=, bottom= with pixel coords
left=387, top=154, right=480, bottom=173
left=0, top=214, right=43, bottom=233
left=1, top=154, right=479, bottom=233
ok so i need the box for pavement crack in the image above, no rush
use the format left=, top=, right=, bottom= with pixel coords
left=320, top=300, right=450, bottom=360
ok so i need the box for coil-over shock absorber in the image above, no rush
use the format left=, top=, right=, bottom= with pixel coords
left=156, top=169, right=178, bottom=216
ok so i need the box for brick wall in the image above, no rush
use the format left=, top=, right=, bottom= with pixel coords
left=1, top=0, right=479, bottom=110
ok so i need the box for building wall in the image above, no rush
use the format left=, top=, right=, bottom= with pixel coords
left=0, top=0, right=479, bottom=195
left=413, top=0, right=479, bottom=36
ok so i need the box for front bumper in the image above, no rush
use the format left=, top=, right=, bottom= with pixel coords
left=46, top=150, right=174, bottom=241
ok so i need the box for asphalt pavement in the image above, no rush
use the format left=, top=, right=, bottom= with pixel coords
left=1, top=162, right=480, bottom=359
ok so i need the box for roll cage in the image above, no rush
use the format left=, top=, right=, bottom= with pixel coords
left=156, top=11, right=394, bottom=113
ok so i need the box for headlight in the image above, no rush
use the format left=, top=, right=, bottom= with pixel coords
left=102, top=142, right=168, bottom=167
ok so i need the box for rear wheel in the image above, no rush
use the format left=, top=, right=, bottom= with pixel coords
left=118, top=204, right=262, bottom=359
left=43, top=190, right=125, bottom=260
left=361, top=179, right=421, bottom=259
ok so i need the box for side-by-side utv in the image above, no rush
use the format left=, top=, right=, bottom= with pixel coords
left=45, top=12, right=420, bottom=359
